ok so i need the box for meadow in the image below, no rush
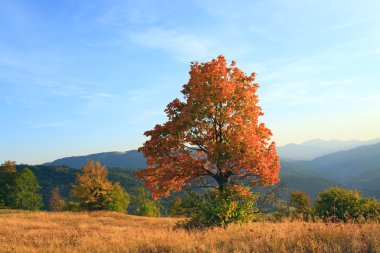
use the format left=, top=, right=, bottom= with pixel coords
left=0, top=211, right=379, bottom=253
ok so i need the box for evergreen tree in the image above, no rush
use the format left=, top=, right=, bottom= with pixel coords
left=0, top=161, right=17, bottom=207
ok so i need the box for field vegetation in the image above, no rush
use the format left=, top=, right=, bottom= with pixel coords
left=0, top=211, right=379, bottom=253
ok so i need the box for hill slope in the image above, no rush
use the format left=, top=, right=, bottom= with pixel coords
left=278, top=160, right=341, bottom=200
left=303, top=142, right=380, bottom=183
left=48, top=150, right=146, bottom=169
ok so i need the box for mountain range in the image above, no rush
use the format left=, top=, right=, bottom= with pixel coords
left=46, top=138, right=380, bottom=199
left=277, top=138, right=380, bottom=160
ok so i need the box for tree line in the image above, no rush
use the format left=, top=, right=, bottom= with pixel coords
left=0, top=160, right=160, bottom=217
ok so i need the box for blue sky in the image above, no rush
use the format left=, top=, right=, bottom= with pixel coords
left=1, top=0, right=379, bottom=164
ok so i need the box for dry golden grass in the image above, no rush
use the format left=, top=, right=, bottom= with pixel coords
left=0, top=211, right=379, bottom=253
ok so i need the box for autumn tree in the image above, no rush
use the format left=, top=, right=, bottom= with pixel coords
left=0, top=161, right=17, bottom=207
left=71, top=161, right=130, bottom=213
left=137, top=55, right=280, bottom=199
left=49, top=187, right=66, bottom=211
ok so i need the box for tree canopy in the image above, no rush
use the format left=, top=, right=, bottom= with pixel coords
left=137, top=56, right=280, bottom=199
left=71, top=161, right=130, bottom=213
left=71, top=161, right=113, bottom=210
left=12, top=168, right=43, bottom=210
left=0, top=161, right=17, bottom=207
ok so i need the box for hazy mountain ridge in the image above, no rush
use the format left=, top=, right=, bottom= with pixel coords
left=302, top=142, right=380, bottom=183
left=47, top=150, right=146, bottom=170
left=277, top=138, right=380, bottom=160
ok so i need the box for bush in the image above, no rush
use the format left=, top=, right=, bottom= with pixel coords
left=314, top=187, right=380, bottom=222
left=179, top=185, right=258, bottom=229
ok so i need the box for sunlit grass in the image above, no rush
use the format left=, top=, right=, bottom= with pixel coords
left=0, top=211, right=379, bottom=252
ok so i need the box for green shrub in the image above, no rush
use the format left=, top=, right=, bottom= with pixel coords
left=314, top=187, right=380, bottom=222
left=179, top=185, right=258, bottom=229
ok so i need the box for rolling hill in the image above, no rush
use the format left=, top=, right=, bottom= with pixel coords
left=46, top=151, right=342, bottom=201
left=302, top=142, right=380, bottom=183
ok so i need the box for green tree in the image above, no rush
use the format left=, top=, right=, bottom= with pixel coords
left=314, top=187, right=380, bottom=222
left=104, top=182, right=130, bottom=213
left=12, top=168, right=43, bottom=210
left=0, top=161, right=17, bottom=208
left=360, top=197, right=380, bottom=220
left=132, top=187, right=160, bottom=217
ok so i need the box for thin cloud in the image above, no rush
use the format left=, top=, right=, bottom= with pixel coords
left=128, top=27, right=217, bottom=62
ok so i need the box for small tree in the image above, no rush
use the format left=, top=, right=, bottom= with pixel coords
left=71, top=161, right=113, bottom=210
left=104, top=182, right=130, bottom=213
left=49, top=187, right=66, bottom=211
left=71, top=161, right=130, bottom=213
left=314, top=187, right=380, bottom=222
left=0, top=161, right=17, bottom=208
left=289, top=191, right=310, bottom=214
left=132, top=187, right=160, bottom=217
left=12, top=168, right=43, bottom=210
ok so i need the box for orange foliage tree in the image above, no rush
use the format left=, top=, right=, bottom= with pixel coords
left=137, top=56, right=280, bottom=199
left=71, top=161, right=113, bottom=210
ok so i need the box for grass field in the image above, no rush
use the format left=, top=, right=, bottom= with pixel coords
left=0, top=211, right=379, bottom=253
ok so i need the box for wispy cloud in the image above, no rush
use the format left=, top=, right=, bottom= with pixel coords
left=128, top=27, right=217, bottom=62
left=97, top=1, right=171, bottom=26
